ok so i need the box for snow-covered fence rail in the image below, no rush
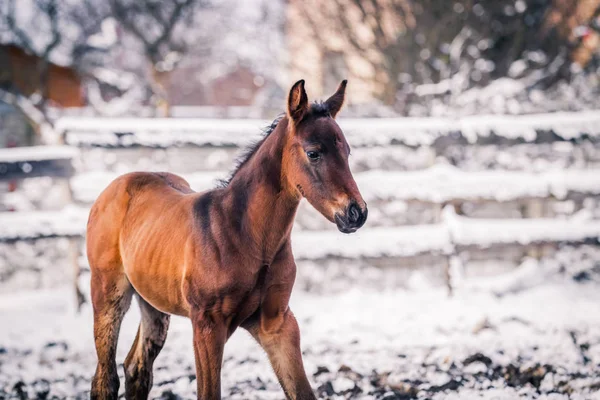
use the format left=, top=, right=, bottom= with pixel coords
left=0, top=208, right=85, bottom=243
left=0, top=146, right=78, bottom=181
left=68, top=166, right=600, bottom=215
left=355, top=165, right=600, bottom=204
left=57, top=111, right=600, bottom=149
left=1, top=206, right=599, bottom=257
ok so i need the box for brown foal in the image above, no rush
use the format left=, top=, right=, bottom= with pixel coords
left=87, top=80, right=368, bottom=399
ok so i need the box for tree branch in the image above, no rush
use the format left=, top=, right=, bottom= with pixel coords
left=37, top=0, right=61, bottom=60
left=4, top=0, right=35, bottom=53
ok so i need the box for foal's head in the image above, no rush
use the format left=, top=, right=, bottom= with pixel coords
left=283, top=80, right=367, bottom=234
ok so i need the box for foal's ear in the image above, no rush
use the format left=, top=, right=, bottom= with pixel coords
left=324, top=80, right=347, bottom=119
left=287, top=79, right=309, bottom=122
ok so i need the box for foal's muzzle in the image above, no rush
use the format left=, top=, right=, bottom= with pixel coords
left=335, top=201, right=368, bottom=234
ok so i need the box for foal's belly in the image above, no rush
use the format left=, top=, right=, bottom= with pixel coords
left=127, top=259, right=264, bottom=333
left=118, top=186, right=265, bottom=326
left=120, top=205, right=193, bottom=316
left=121, top=227, right=263, bottom=322
left=123, top=245, right=190, bottom=316
left=125, top=261, right=190, bottom=317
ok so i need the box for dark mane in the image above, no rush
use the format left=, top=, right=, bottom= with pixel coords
left=217, top=115, right=284, bottom=187
left=310, top=101, right=331, bottom=117
left=217, top=102, right=331, bottom=188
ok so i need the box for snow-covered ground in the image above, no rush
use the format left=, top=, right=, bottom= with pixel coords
left=1, top=256, right=600, bottom=399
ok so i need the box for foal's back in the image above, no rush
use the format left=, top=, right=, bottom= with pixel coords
left=87, top=171, right=199, bottom=316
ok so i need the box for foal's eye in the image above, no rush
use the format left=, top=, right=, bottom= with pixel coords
left=306, top=151, right=321, bottom=161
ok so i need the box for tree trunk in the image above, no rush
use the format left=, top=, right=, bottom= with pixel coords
left=150, top=65, right=171, bottom=117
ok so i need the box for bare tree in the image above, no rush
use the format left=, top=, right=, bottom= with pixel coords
left=108, top=0, right=203, bottom=115
left=1, top=0, right=213, bottom=118
left=296, top=0, right=600, bottom=112
left=0, top=0, right=65, bottom=141
left=542, top=0, right=600, bottom=68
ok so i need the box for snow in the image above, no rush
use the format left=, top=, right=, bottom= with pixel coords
left=68, top=166, right=600, bottom=206
left=293, top=224, right=452, bottom=259
left=549, top=169, right=600, bottom=198
left=0, top=207, right=85, bottom=241
left=86, top=18, right=118, bottom=49
left=461, top=258, right=552, bottom=296
left=346, top=110, right=600, bottom=145
left=458, top=110, right=600, bottom=143
left=1, top=274, right=600, bottom=398
left=294, top=213, right=600, bottom=259
left=0, top=145, right=78, bottom=163
left=450, top=214, right=600, bottom=247
left=56, top=117, right=268, bottom=135
left=356, top=165, right=600, bottom=203
left=57, top=111, right=600, bottom=148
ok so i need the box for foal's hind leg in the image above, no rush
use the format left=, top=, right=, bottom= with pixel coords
left=90, top=271, right=133, bottom=400
left=124, top=295, right=170, bottom=399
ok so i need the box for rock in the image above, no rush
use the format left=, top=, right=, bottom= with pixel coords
left=43, top=341, right=68, bottom=351
left=338, top=364, right=353, bottom=373
left=472, top=318, right=495, bottom=334
left=381, top=375, right=420, bottom=399
left=12, top=381, right=27, bottom=400
left=428, top=378, right=463, bottom=393
left=159, top=389, right=183, bottom=400
left=32, top=379, right=50, bottom=399
left=317, top=381, right=334, bottom=397
left=501, top=363, right=552, bottom=389
left=381, top=391, right=415, bottom=400
left=463, top=353, right=493, bottom=367
left=313, top=365, right=330, bottom=377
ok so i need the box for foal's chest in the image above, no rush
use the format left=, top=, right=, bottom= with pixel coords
left=225, top=265, right=270, bottom=326
left=185, top=263, right=272, bottom=331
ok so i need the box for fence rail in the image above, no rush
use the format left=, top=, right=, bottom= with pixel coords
left=2, top=205, right=599, bottom=254
left=0, top=146, right=78, bottom=180
left=67, top=166, right=600, bottom=205
left=57, top=111, right=600, bottom=148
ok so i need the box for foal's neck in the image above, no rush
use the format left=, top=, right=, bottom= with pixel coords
left=225, top=117, right=299, bottom=263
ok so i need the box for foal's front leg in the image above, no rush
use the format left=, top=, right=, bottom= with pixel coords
left=191, top=310, right=227, bottom=399
left=246, top=308, right=316, bottom=400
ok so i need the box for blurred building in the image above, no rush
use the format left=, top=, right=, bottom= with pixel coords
left=0, top=44, right=84, bottom=146
left=0, top=44, right=84, bottom=108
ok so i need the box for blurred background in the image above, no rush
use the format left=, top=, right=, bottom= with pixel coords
left=1, top=1, right=600, bottom=399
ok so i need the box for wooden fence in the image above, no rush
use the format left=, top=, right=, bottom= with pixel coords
left=1, top=112, right=600, bottom=302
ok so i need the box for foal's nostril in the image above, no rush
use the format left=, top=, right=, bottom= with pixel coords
left=336, top=202, right=366, bottom=233
left=348, top=203, right=360, bottom=224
